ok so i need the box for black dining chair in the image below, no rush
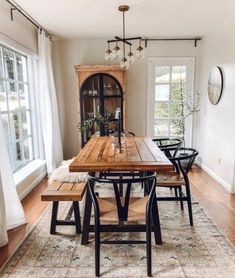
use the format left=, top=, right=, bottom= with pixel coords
left=152, top=137, right=182, bottom=158
left=156, top=147, right=198, bottom=226
left=87, top=172, right=160, bottom=277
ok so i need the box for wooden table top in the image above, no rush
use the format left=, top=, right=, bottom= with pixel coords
left=69, top=136, right=172, bottom=172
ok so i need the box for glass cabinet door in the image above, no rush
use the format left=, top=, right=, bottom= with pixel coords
left=80, top=73, right=123, bottom=145
left=81, top=75, right=100, bottom=120
left=103, top=75, right=122, bottom=97
left=103, top=75, right=123, bottom=132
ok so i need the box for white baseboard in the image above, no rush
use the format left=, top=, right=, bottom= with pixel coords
left=18, top=170, right=47, bottom=200
left=196, top=161, right=231, bottom=193
left=15, top=160, right=47, bottom=200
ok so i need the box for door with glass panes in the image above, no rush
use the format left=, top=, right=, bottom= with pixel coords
left=147, top=57, right=195, bottom=146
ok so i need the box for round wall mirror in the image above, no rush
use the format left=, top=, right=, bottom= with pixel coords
left=208, top=66, right=223, bottom=105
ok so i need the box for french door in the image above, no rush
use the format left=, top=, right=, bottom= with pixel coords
left=147, top=57, right=195, bottom=146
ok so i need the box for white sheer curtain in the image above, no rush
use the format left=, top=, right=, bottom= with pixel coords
left=38, top=30, right=63, bottom=174
left=0, top=112, right=26, bottom=247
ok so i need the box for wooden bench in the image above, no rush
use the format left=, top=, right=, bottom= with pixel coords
left=41, top=181, right=87, bottom=234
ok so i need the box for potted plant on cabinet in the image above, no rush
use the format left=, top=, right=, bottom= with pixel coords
left=78, top=113, right=111, bottom=145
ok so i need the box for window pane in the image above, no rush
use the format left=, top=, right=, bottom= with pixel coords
left=154, top=102, right=169, bottom=119
left=9, top=112, right=20, bottom=140
left=23, top=137, right=33, bottom=161
left=16, top=54, right=27, bottom=82
left=12, top=141, right=24, bottom=170
left=155, top=66, right=170, bottom=83
left=170, top=119, right=184, bottom=137
left=155, top=84, right=170, bottom=101
left=0, top=45, right=34, bottom=172
left=3, top=49, right=15, bottom=80
left=7, top=81, right=19, bottom=111
left=169, top=102, right=183, bottom=118
left=19, top=83, right=30, bottom=109
left=171, top=83, right=186, bottom=101
left=0, top=80, right=7, bottom=111
left=21, top=109, right=31, bottom=136
left=154, top=119, right=169, bottom=136
left=172, top=66, right=186, bottom=83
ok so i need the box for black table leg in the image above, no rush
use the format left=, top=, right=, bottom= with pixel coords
left=81, top=173, right=94, bottom=245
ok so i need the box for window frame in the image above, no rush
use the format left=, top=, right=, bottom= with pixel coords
left=0, top=34, right=40, bottom=173
left=147, top=57, right=195, bottom=146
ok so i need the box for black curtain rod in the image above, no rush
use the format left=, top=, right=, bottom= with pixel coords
left=6, top=0, right=52, bottom=38
left=143, top=37, right=202, bottom=47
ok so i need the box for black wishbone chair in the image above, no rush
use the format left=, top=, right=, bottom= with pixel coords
left=88, top=172, right=159, bottom=277
left=152, top=137, right=182, bottom=158
left=156, top=147, right=198, bottom=226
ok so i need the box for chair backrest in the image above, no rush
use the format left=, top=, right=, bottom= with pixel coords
left=153, top=138, right=182, bottom=158
left=88, top=173, right=156, bottom=222
left=124, top=131, right=135, bottom=137
left=169, top=147, right=199, bottom=178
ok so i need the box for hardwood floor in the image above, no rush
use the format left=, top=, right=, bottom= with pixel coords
left=189, top=166, right=235, bottom=245
left=0, top=166, right=235, bottom=269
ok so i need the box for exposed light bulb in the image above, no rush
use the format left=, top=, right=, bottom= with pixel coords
left=120, top=58, right=129, bottom=70
left=104, top=49, right=113, bottom=61
left=127, top=51, right=135, bottom=64
left=136, top=45, right=145, bottom=59
left=112, top=44, right=122, bottom=60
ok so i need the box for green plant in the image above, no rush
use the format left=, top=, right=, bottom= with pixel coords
left=78, top=113, right=110, bottom=135
left=174, top=70, right=200, bottom=145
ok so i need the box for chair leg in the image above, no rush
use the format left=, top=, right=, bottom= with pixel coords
left=151, top=199, right=162, bottom=245
left=50, top=201, right=59, bottom=234
left=179, top=187, right=184, bottom=211
left=146, top=213, right=152, bottom=277
left=185, top=185, right=193, bottom=226
left=95, top=223, right=100, bottom=277
left=73, top=201, right=82, bottom=234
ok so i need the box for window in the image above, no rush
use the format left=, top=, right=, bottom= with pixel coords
left=0, top=45, right=34, bottom=172
left=147, top=58, right=195, bottom=145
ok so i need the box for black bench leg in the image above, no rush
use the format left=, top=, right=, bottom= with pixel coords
left=73, top=201, right=82, bottom=234
left=50, top=201, right=59, bottom=234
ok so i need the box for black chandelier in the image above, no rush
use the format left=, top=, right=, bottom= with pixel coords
left=105, top=5, right=145, bottom=69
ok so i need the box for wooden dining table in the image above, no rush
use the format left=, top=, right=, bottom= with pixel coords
left=69, top=135, right=172, bottom=245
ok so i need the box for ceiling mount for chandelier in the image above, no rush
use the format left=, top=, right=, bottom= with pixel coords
left=105, top=5, right=145, bottom=70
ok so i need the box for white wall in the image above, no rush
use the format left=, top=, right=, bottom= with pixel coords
left=0, top=0, right=37, bottom=52
left=52, top=39, right=201, bottom=159
left=194, top=15, right=235, bottom=193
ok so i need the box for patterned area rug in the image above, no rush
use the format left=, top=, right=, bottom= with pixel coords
left=0, top=186, right=235, bottom=278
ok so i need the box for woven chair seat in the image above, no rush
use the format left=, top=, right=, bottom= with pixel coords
left=98, top=196, right=148, bottom=222
left=157, top=171, right=184, bottom=187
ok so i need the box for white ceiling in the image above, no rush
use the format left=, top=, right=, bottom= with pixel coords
left=14, top=0, right=235, bottom=40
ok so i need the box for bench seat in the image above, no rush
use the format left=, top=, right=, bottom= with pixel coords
left=41, top=181, right=87, bottom=234
left=41, top=181, right=87, bottom=201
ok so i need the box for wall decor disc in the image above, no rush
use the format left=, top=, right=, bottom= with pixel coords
left=208, top=66, right=223, bottom=105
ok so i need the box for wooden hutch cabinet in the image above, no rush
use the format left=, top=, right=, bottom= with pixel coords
left=75, top=65, right=126, bottom=146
